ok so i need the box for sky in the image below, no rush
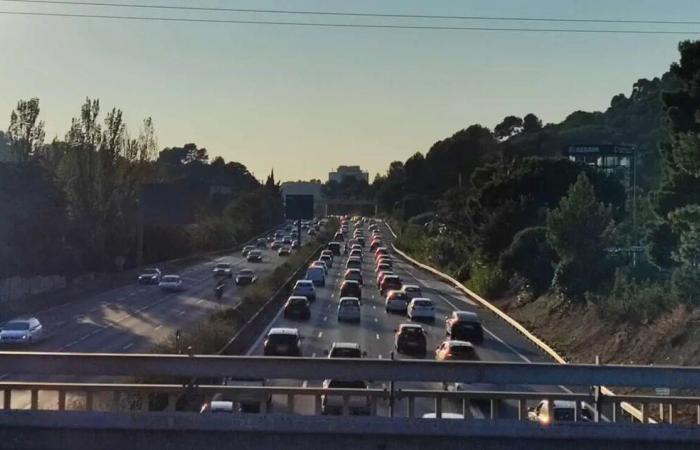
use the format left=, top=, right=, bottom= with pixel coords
left=1, top=0, right=699, bottom=181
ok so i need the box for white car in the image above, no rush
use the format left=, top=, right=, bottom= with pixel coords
left=337, top=297, right=361, bottom=322
left=292, top=279, right=316, bottom=302
left=0, top=317, right=44, bottom=345
left=401, top=284, right=423, bottom=299
left=407, top=298, right=435, bottom=321
left=321, top=379, right=370, bottom=415
left=212, top=262, right=233, bottom=278
left=159, top=275, right=183, bottom=291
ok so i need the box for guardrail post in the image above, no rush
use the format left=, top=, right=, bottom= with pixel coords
left=314, top=395, right=321, bottom=415
left=287, top=394, right=295, bottom=414
left=58, top=390, right=65, bottom=411
left=342, top=395, right=350, bottom=416
left=140, top=392, right=149, bottom=412
left=490, top=399, right=498, bottom=420
left=166, top=394, right=177, bottom=412
left=112, top=391, right=121, bottom=412
left=369, top=394, right=377, bottom=416
left=407, top=395, right=415, bottom=418
left=574, top=400, right=580, bottom=422
left=668, top=403, right=675, bottom=424
left=611, top=401, right=617, bottom=423
left=435, top=396, right=442, bottom=419
left=593, top=355, right=601, bottom=423
left=641, top=403, right=647, bottom=423
left=518, top=399, right=527, bottom=421
left=85, top=391, right=94, bottom=411
left=463, top=398, right=470, bottom=419
left=545, top=398, right=552, bottom=424
left=3, top=389, right=10, bottom=410
left=659, top=402, right=664, bottom=422
left=261, top=397, right=268, bottom=414
left=30, top=389, right=38, bottom=410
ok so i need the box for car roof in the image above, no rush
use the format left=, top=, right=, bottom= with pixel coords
left=331, top=342, right=360, bottom=349
left=268, top=327, right=299, bottom=335
left=6, top=317, right=36, bottom=323
left=455, top=311, right=479, bottom=320
left=411, top=298, right=433, bottom=304
left=339, top=297, right=360, bottom=303
left=342, top=280, right=360, bottom=285
left=446, top=340, right=474, bottom=348
left=383, top=275, right=400, bottom=280
left=399, top=323, right=423, bottom=330
left=162, top=274, right=180, bottom=278
left=295, top=279, right=313, bottom=285
left=402, top=284, right=420, bottom=290
left=238, top=268, right=253, bottom=273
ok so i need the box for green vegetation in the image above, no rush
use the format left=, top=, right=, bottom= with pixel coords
left=383, top=40, right=700, bottom=324
left=0, top=98, right=283, bottom=279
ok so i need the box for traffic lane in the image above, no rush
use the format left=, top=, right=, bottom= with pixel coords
left=4, top=249, right=285, bottom=357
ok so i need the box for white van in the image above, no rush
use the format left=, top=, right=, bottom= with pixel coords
left=306, top=266, right=326, bottom=287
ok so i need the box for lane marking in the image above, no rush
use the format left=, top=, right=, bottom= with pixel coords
left=376, top=334, right=380, bottom=340
left=374, top=317, right=378, bottom=323
left=122, top=342, right=134, bottom=351
left=373, top=305, right=377, bottom=310
left=318, top=331, right=323, bottom=338
left=196, top=299, right=204, bottom=304
left=323, top=316, right=328, bottom=322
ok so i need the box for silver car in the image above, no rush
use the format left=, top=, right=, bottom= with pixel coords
left=0, top=317, right=44, bottom=345
left=337, top=297, right=361, bottom=322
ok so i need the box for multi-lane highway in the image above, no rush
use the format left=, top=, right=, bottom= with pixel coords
left=247, top=219, right=565, bottom=418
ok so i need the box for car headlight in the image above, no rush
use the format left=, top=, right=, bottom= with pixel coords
left=21, top=335, right=27, bottom=340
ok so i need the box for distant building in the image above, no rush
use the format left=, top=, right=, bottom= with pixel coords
left=328, top=165, right=369, bottom=184
left=280, top=181, right=326, bottom=217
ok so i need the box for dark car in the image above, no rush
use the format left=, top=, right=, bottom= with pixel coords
left=445, top=311, right=484, bottom=343
left=235, top=269, right=256, bottom=285
left=256, top=238, right=267, bottom=248
left=138, top=268, right=161, bottom=285
left=340, top=280, right=362, bottom=301
left=247, top=250, right=263, bottom=263
left=380, top=275, right=402, bottom=296
left=263, top=328, right=302, bottom=356
left=395, top=323, right=427, bottom=355
left=328, top=242, right=342, bottom=256
left=283, top=296, right=311, bottom=320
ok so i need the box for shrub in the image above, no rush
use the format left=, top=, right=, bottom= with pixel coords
left=468, top=258, right=509, bottom=297
left=500, top=226, right=556, bottom=295
left=597, top=270, right=674, bottom=323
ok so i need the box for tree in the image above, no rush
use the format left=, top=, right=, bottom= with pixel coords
left=522, top=113, right=543, bottom=133
left=7, top=98, right=45, bottom=162
left=547, top=173, right=613, bottom=298
left=494, top=116, right=523, bottom=140
left=500, top=226, right=556, bottom=295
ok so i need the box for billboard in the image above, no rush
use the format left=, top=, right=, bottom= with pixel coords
left=285, top=194, right=315, bottom=220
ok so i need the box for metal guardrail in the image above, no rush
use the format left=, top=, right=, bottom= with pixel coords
left=383, top=220, right=653, bottom=424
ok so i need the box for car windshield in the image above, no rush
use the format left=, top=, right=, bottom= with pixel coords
left=215, top=263, right=230, bottom=269
left=331, top=348, right=361, bottom=358
left=268, top=334, right=298, bottom=346
left=414, top=300, right=432, bottom=307
left=2, top=322, right=30, bottom=331
left=239, top=270, right=253, bottom=276
left=450, top=345, right=476, bottom=359
left=401, top=327, right=423, bottom=336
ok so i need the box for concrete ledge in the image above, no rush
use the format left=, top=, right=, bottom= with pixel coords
left=1, top=411, right=700, bottom=450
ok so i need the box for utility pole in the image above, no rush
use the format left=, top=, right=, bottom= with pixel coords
left=136, top=199, right=144, bottom=267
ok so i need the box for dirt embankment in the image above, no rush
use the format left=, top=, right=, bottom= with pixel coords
left=494, top=295, right=700, bottom=367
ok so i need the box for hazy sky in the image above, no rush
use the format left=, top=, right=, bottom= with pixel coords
left=1, top=0, right=698, bottom=181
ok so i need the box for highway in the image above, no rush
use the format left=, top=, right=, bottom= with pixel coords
left=247, top=220, right=566, bottom=419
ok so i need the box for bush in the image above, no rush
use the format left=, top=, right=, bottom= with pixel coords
left=597, top=270, right=674, bottom=323
left=500, top=226, right=556, bottom=295
left=468, top=258, right=509, bottom=297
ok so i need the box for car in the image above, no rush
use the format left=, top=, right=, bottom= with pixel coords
left=340, top=280, right=362, bottom=301
left=263, top=327, right=302, bottom=356
left=319, top=254, right=333, bottom=268
left=282, top=236, right=293, bottom=245
left=212, top=262, right=233, bottom=278
left=320, top=249, right=334, bottom=261
left=370, top=240, right=383, bottom=252
left=291, top=240, right=300, bottom=249
left=137, top=268, right=161, bottom=284
left=344, top=268, right=363, bottom=285
left=310, top=260, right=328, bottom=274
left=394, top=323, right=427, bottom=355
left=333, top=232, right=345, bottom=242
left=159, top=274, right=183, bottom=291
left=380, top=275, right=402, bottom=295
left=374, top=247, right=389, bottom=260
left=377, top=270, right=394, bottom=288
left=407, top=298, right=435, bottom=322
left=199, top=398, right=235, bottom=414
left=337, top=297, right=361, bottom=322
left=348, top=249, right=363, bottom=260
left=242, top=245, right=256, bottom=256
left=266, top=234, right=276, bottom=243
left=345, top=258, right=362, bottom=270
left=445, top=311, right=484, bottom=343
left=376, top=262, right=392, bottom=273
left=321, top=380, right=370, bottom=415
left=256, top=238, right=267, bottom=248
left=325, top=342, right=365, bottom=358
left=0, top=317, right=43, bottom=345
left=356, top=236, right=365, bottom=246
left=307, top=228, right=317, bottom=236
left=385, top=290, right=410, bottom=313
left=222, top=378, right=271, bottom=413
left=247, top=250, right=263, bottom=262
left=283, top=296, right=311, bottom=320
left=327, top=242, right=342, bottom=256
left=292, top=279, right=316, bottom=302
left=235, top=268, right=256, bottom=285
left=528, top=400, right=592, bottom=424
left=270, top=240, right=283, bottom=250
left=401, top=284, right=422, bottom=299
left=278, top=246, right=291, bottom=256
left=306, top=266, right=326, bottom=287
left=435, top=340, right=478, bottom=361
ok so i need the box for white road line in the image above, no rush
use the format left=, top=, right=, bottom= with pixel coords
left=154, top=325, right=163, bottom=331
left=372, top=305, right=377, bottom=310
left=318, top=331, right=323, bottom=338
left=122, top=342, right=134, bottom=351
left=374, top=317, right=378, bottom=323
left=196, top=299, right=204, bottom=304
left=323, top=316, right=328, bottom=321
left=376, top=334, right=380, bottom=340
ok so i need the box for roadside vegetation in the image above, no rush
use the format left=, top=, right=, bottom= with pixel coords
left=383, top=40, right=700, bottom=332
left=0, top=99, right=283, bottom=280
